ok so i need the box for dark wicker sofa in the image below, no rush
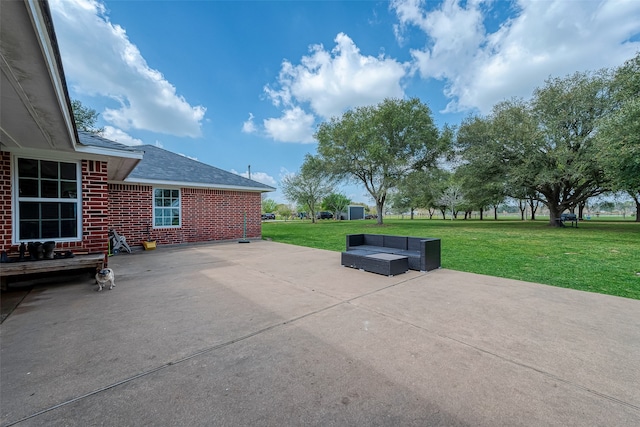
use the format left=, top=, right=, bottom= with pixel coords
left=346, top=234, right=441, bottom=272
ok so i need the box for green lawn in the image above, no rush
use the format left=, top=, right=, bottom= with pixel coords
left=262, top=218, right=640, bottom=300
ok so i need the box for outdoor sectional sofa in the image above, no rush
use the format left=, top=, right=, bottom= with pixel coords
left=343, top=234, right=441, bottom=275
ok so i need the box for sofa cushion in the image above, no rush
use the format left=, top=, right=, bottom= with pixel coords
left=383, top=235, right=407, bottom=250
left=407, top=237, right=425, bottom=251
left=347, top=234, right=365, bottom=247
left=394, top=249, right=420, bottom=258
left=363, top=234, right=384, bottom=246
left=353, top=245, right=397, bottom=254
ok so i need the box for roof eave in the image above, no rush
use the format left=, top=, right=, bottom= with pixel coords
left=0, top=0, right=78, bottom=152
left=122, top=178, right=275, bottom=193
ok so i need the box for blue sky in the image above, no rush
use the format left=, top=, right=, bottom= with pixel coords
left=50, top=0, right=640, bottom=204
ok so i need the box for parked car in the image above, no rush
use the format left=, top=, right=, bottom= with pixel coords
left=365, top=214, right=378, bottom=219
left=316, top=211, right=333, bottom=219
left=261, top=213, right=276, bottom=220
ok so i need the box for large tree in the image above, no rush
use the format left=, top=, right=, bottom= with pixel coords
left=71, top=99, right=104, bottom=134
left=596, top=53, right=640, bottom=221
left=315, top=98, right=444, bottom=225
left=458, top=71, right=613, bottom=226
left=527, top=71, right=612, bottom=224
left=455, top=115, right=508, bottom=219
left=281, top=155, right=334, bottom=224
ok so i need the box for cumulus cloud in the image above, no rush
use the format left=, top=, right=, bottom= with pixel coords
left=263, top=107, right=316, bottom=143
left=266, top=33, right=407, bottom=119
left=102, top=126, right=143, bottom=146
left=231, top=169, right=277, bottom=187
left=50, top=0, right=206, bottom=137
left=242, top=113, right=257, bottom=134
left=391, top=0, right=640, bottom=114
left=178, top=153, right=199, bottom=161
left=259, top=33, right=408, bottom=143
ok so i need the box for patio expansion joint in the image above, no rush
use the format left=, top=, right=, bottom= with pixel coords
left=350, top=303, right=640, bottom=414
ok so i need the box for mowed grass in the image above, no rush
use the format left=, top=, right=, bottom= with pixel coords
left=262, top=218, right=640, bottom=300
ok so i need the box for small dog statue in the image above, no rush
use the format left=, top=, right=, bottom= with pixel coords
left=95, top=268, right=115, bottom=291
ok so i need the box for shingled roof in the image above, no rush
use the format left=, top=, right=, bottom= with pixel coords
left=78, top=131, right=274, bottom=192
left=129, top=145, right=274, bottom=192
left=77, top=130, right=141, bottom=153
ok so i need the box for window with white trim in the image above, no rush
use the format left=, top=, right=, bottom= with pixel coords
left=153, top=188, right=181, bottom=227
left=15, top=158, right=81, bottom=241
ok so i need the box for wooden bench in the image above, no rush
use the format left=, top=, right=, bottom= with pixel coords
left=0, top=253, right=105, bottom=290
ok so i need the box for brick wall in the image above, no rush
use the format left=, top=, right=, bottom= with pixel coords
left=108, top=184, right=263, bottom=247
left=0, top=152, right=109, bottom=255
left=0, top=152, right=12, bottom=251
left=77, top=160, right=109, bottom=253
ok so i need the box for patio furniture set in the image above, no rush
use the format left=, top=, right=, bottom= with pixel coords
left=341, top=234, right=441, bottom=276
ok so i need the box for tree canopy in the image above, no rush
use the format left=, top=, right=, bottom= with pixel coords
left=315, top=98, right=445, bottom=224
left=322, top=193, right=351, bottom=220
left=281, top=155, right=334, bottom=224
left=71, top=99, right=104, bottom=134
left=596, top=53, right=640, bottom=221
left=457, top=70, right=613, bottom=225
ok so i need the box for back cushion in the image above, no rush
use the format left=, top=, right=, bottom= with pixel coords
left=407, top=237, right=424, bottom=251
left=348, top=234, right=364, bottom=246
left=383, top=235, right=407, bottom=250
left=363, top=234, right=384, bottom=246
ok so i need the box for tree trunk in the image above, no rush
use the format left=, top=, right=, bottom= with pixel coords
left=410, top=207, right=414, bottom=220
left=493, top=205, right=498, bottom=220
left=518, top=199, right=526, bottom=220
left=578, top=201, right=586, bottom=220
left=440, top=208, right=446, bottom=220
left=528, top=199, right=538, bottom=220
left=629, top=192, right=640, bottom=222
left=376, top=200, right=384, bottom=225
left=479, top=209, right=484, bottom=220
left=547, top=204, right=562, bottom=226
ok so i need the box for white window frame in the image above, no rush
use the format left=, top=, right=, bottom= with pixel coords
left=12, top=155, right=83, bottom=243
left=153, top=187, right=181, bottom=228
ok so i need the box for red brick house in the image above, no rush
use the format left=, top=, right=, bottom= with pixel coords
left=80, top=132, right=274, bottom=247
left=1, top=0, right=273, bottom=263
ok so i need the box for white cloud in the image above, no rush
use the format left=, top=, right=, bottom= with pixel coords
left=391, top=0, right=640, bottom=114
left=266, top=33, right=407, bottom=119
left=231, top=169, right=277, bottom=187
left=259, top=32, right=407, bottom=144
left=102, top=126, right=143, bottom=146
left=50, top=0, right=206, bottom=137
left=263, top=107, right=316, bottom=143
left=178, top=153, right=199, bottom=161
left=242, top=113, right=257, bottom=134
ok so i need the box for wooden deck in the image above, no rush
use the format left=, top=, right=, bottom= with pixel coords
left=0, top=253, right=105, bottom=290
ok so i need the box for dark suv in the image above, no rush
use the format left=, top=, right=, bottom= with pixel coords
left=261, top=213, right=276, bottom=220
left=316, top=211, right=333, bottom=219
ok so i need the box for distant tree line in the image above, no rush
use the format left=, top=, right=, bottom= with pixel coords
left=282, top=53, right=640, bottom=225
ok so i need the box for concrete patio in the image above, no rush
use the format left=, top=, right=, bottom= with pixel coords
left=1, top=240, right=639, bottom=426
